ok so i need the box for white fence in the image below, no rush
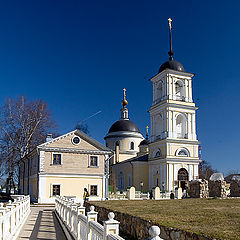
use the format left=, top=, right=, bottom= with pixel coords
left=55, top=196, right=164, bottom=240
left=0, top=195, right=30, bottom=240
left=108, top=187, right=171, bottom=200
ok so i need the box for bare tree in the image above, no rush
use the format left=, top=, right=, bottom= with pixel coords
left=0, top=96, right=56, bottom=190
left=199, top=160, right=217, bottom=180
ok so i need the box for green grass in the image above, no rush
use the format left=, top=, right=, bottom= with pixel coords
left=91, top=198, right=240, bottom=240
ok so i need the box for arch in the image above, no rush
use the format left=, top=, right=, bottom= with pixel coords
left=174, top=79, right=185, bottom=100
left=156, top=81, right=164, bottom=100
left=154, top=114, right=162, bottom=139
left=178, top=168, right=189, bottom=181
left=153, top=149, right=161, bottom=158
left=130, top=141, right=134, bottom=150
left=176, top=113, right=187, bottom=139
left=175, top=147, right=190, bottom=157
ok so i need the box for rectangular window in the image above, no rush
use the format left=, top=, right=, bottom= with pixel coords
left=90, top=185, right=98, bottom=196
left=53, top=154, right=61, bottom=165
left=90, top=156, right=98, bottom=167
left=52, top=184, right=60, bottom=196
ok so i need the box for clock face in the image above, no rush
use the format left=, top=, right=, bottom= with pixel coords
left=72, top=136, right=80, bottom=145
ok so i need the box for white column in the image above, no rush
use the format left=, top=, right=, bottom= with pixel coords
left=168, top=75, right=172, bottom=99
left=168, top=164, right=173, bottom=191
left=39, top=150, right=45, bottom=172
left=194, top=164, right=199, bottom=179
left=153, top=82, right=156, bottom=104
left=172, top=112, right=176, bottom=138
left=168, top=111, right=173, bottom=138
left=185, top=79, right=189, bottom=102
left=189, top=79, right=193, bottom=102
left=172, top=77, right=175, bottom=100
left=192, top=113, right=196, bottom=140
left=187, top=113, right=192, bottom=139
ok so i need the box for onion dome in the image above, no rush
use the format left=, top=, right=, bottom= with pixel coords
left=108, top=119, right=140, bottom=133
left=158, top=60, right=184, bottom=73
left=139, top=139, right=149, bottom=146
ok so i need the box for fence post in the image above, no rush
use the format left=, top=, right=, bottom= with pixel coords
left=103, top=212, right=120, bottom=240
left=87, top=206, right=98, bottom=240
left=149, top=226, right=163, bottom=240
left=87, top=206, right=98, bottom=222
left=0, top=203, right=7, bottom=240
left=77, top=201, right=86, bottom=215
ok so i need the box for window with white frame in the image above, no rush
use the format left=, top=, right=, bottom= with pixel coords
left=90, top=185, right=98, bottom=196
left=52, top=184, right=60, bottom=196
left=52, top=154, right=62, bottom=165
left=130, top=142, right=134, bottom=150
left=89, top=156, right=98, bottom=167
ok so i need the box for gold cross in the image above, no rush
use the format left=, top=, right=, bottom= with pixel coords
left=146, top=126, right=149, bottom=134
left=168, top=18, right=172, bottom=30
left=123, top=88, right=126, bottom=100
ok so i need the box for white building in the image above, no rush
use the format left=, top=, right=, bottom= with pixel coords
left=109, top=19, right=201, bottom=193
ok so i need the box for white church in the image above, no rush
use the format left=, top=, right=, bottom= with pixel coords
left=106, top=19, right=201, bottom=192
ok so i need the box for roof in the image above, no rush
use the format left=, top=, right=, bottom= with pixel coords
left=108, top=119, right=140, bottom=133
left=113, top=154, right=148, bottom=165
left=38, top=129, right=112, bottom=152
left=158, top=60, right=185, bottom=73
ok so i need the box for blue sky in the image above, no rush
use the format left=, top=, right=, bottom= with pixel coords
left=0, top=0, right=239, bottom=174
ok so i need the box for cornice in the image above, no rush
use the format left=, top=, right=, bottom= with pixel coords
left=37, top=146, right=112, bottom=155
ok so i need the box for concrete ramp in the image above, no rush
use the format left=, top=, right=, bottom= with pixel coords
left=17, top=205, right=67, bottom=240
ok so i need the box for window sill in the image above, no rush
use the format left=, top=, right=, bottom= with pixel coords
left=50, top=164, right=62, bottom=166
left=88, top=166, right=99, bottom=168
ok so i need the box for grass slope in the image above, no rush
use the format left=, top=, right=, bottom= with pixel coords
left=91, top=198, right=240, bottom=240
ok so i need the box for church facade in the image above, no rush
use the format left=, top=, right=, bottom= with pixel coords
left=107, top=19, right=201, bottom=193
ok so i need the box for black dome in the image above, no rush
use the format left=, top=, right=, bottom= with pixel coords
left=159, top=60, right=185, bottom=73
left=108, top=119, right=140, bottom=133
left=139, top=139, right=149, bottom=146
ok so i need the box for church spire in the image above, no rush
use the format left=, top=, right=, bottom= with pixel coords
left=121, top=88, right=129, bottom=119
left=168, top=18, right=174, bottom=60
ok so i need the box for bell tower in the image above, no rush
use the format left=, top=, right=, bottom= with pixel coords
left=148, top=18, right=201, bottom=192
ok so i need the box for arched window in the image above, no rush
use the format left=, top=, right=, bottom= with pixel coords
left=130, top=142, right=134, bottom=150
left=178, top=168, right=188, bottom=181
left=176, top=114, right=187, bottom=139
left=175, top=80, right=185, bottom=101
left=154, top=150, right=161, bottom=158
left=175, top=148, right=190, bottom=157
left=157, top=81, right=163, bottom=100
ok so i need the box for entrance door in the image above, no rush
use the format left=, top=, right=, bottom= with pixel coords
left=178, top=168, right=188, bottom=190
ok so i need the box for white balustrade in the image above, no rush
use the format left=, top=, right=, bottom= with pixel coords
left=55, top=196, right=165, bottom=240
left=149, top=226, right=164, bottom=240
left=0, top=195, right=30, bottom=240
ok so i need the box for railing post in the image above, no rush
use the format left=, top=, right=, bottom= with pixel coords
left=87, top=206, right=98, bottom=240
left=149, top=226, right=163, bottom=240
left=77, top=201, right=86, bottom=215
left=103, top=212, right=120, bottom=240
left=0, top=203, right=7, bottom=240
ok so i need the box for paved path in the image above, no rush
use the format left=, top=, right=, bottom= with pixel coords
left=17, top=205, right=67, bottom=240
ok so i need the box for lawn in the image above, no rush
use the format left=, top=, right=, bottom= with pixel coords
left=91, top=198, right=240, bottom=240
